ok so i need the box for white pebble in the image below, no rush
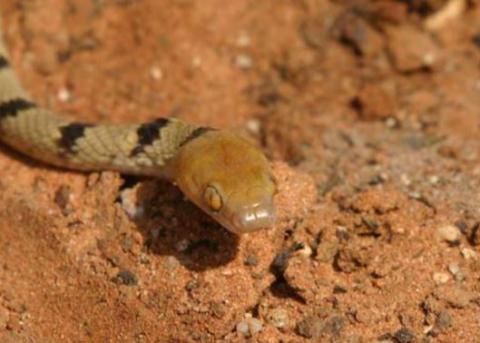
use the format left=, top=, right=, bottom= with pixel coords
left=423, top=53, right=436, bottom=66
left=222, top=269, right=233, bottom=276
left=120, top=188, right=143, bottom=219
left=433, top=272, right=450, bottom=285
left=385, top=117, right=397, bottom=128
left=236, top=321, right=250, bottom=336
left=235, top=54, right=252, bottom=70
left=236, top=32, right=251, bottom=47
left=236, top=315, right=263, bottom=337
left=57, top=88, right=71, bottom=102
left=246, top=119, right=261, bottom=134
left=461, top=248, right=477, bottom=260
left=296, top=244, right=313, bottom=258
left=150, top=66, right=163, bottom=80
left=448, top=263, right=460, bottom=275
left=448, top=263, right=465, bottom=281
left=436, top=225, right=461, bottom=243
left=379, top=172, right=389, bottom=182
left=191, top=56, right=202, bottom=68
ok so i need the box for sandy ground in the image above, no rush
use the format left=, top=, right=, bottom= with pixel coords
left=1, top=0, right=480, bottom=342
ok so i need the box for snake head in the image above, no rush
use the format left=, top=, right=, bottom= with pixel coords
left=173, top=130, right=276, bottom=234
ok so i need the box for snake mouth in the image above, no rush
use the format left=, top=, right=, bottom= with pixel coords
left=227, top=199, right=276, bottom=234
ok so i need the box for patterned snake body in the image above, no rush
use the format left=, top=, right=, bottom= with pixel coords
left=0, top=21, right=276, bottom=234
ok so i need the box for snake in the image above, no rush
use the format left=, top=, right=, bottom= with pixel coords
left=0, top=17, right=276, bottom=234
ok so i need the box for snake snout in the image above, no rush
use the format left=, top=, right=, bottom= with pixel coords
left=231, top=199, right=276, bottom=233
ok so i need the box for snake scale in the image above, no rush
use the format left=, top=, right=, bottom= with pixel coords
left=0, top=15, right=276, bottom=234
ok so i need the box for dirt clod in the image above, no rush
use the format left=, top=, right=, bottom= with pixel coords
left=386, top=24, right=440, bottom=71
left=354, top=81, right=397, bottom=121
left=296, top=314, right=345, bottom=339
left=434, top=310, right=452, bottom=332
left=436, top=224, right=461, bottom=244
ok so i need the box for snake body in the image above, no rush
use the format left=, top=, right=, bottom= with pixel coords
left=0, top=19, right=276, bottom=234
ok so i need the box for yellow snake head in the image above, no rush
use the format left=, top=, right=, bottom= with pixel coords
left=173, top=130, right=276, bottom=234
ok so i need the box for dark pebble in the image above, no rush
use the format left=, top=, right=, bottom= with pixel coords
left=378, top=333, right=392, bottom=340
left=296, top=316, right=318, bottom=338
left=333, top=285, right=348, bottom=294
left=324, top=316, right=345, bottom=336
left=113, top=269, right=138, bottom=286
left=394, top=327, right=415, bottom=343
left=54, top=184, right=73, bottom=216
left=245, top=255, right=258, bottom=266
left=454, top=220, right=468, bottom=234
left=469, top=223, right=480, bottom=246
left=429, top=310, right=452, bottom=336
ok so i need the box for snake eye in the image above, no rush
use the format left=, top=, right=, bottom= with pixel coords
left=203, top=185, right=223, bottom=212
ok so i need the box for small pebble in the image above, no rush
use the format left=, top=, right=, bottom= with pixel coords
left=113, top=269, right=138, bottom=286
left=268, top=308, right=289, bottom=329
left=333, top=284, right=348, bottom=294
left=236, top=32, right=251, bottom=47
left=120, top=188, right=143, bottom=219
left=385, top=117, right=398, bottom=128
left=469, top=224, right=480, bottom=245
left=423, top=325, right=434, bottom=335
left=435, top=310, right=452, bottom=331
left=121, top=236, right=134, bottom=253
left=297, top=315, right=345, bottom=338
left=185, top=279, right=199, bottom=291
left=236, top=321, right=249, bottom=336
left=244, top=255, right=258, bottom=266
left=433, top=272, right=450, bottom=285
left=447, top=263, right=460, bottom=276
left=150, top=66, right=163, bottom=80
left=295, top=243, right=313, bottom=258
left=222, top=269, right=233, bottom=276
left=393, top=327, right=415, bottom=343
left=236, top=315, right=263, bottom=337
left=246, top=119, right=261, bottom=134
left=316, top=240, right=339, bottom=263
left=447, top=287, right=473, bottom=308
left=57, top=87, right=71, bottom=102
left=336, top=226, right=350, bottom=240
left=164, top=256, right=181, bottom=269
left=191, top=56, right=202, bottom=68
left=422, top=53, right=436, bottom=66
left=436, top=225, right=461, bottom=243
left=175, top=239, right=190, bottom=252
left=235, top=54, right=252, bottom=69
left=461, top=248, right=477, bottom=260
left=54, top=184, right=73, bottom=216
